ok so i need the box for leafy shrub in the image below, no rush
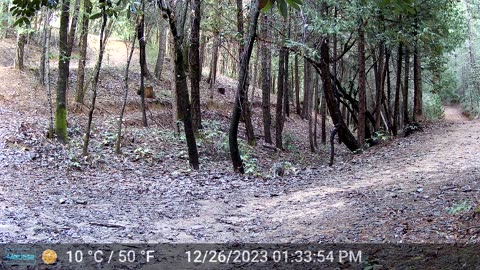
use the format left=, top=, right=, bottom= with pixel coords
left=446, top=200, right=472, bottom=215
left=283, top=132, right=297, bottom=152
left=424, top=92, right=444, bottom=120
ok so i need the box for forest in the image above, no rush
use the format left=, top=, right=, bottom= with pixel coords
left=0, top=0, right=480, bottom=267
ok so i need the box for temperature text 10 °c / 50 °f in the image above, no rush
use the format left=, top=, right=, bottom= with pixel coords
left=66, top=249, right=156, bottom=264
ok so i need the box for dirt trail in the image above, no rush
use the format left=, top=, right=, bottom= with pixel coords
left=159, top=106, right=480, bottom=243
left=0, top=67, right=479, bottom=244
left=443, top=105, right=469, bottom=122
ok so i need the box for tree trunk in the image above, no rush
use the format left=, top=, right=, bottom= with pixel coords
left=138, top=8, right=148, bottom=127
left=45, top=23, right=54, bottom=138
left=357, top=21, right=366, bottom=145
left=189, top=0, right=202, bottom=133
left=15, top=31, right=27, bottom=71
left=294, top=54, right=301, bottom=115
left=229, top=0, right=260, bottom=173
left=302, top=59, right=311, bottom=119
left=320, top=94, right=326, bottom=145
left=83, top=10, right=108, bottom=156
left=283, top=48, right=290, bottom=118
left=403, top=47, right=410, bottom=126
left=315, top=32, right=359, bottom=151
left=54, top=0, right=71, bottom=144
left=161, top=1, right=200, bottom=170
left=115, top=32, right=137, bottom=154
left=208, top=36, right=219, bottom=99
left=374, top=44, right=385, bottom=130
left=75, top=0, right=91, bottom=103
left=154, top=21, right=167, bottom=80
left=413, top=45, right=423, bottom=122
left=260, top=12, right=272, bottom=144
left=393, top=43, right=402, bottom=135
left=275, top=47, right=286, bottom=149
left=39, top=9, right=52, bottom=85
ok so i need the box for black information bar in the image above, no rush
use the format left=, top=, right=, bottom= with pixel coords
left=0, top=243, right=479, bottom=269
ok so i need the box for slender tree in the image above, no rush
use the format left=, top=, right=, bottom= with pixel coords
left=229, top=0, right=260, bottom=173
left=275, top=48, right=286, bottom=149
left=83, top=6, right=110, bottom=156
left=189, top=0, right=202, bottom=133
left=260, top=12, right=272, bottom=144
left=159, top=0, right=200, bottom=170
left=116, top=32, right=137, bottom=154
left=54, top=0, right=71, bottom=143
left=75, top=0, right=92, bottom=104
left=357, top=16, right=366, bottom=145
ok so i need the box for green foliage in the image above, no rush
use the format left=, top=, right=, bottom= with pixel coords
left=423, top=92, right=444, bottom=120
left=283, top=132, right=297, bottom=152
left=197, top=120, right=229, bottom=159
left=446, top=200, right=472, bottom=215
left=260, top=0, right=302, bottom=17
left=241, top=153, right=259, bottom=175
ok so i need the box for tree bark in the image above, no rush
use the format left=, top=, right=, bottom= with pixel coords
left=275, top=48, right=286, bottom=149
left=403, top=47, right=410, bottom=126
left=160, top=0, right=200, bottom=170
left=75, top=0, right=92, bottom=103
left=314, top=35, right=360, bottom=151
left=54, top=0, right=70, bottom=144
left=413, top=45, right=423, bottom=122
left=83, top=10, right=108, bottom=156
left=229, top=0, right=260, bottom=173
left=138, top=7, right=148, bottom=127
left=260, top=12, right=272, bottom=144
left=15, top=31, right=27, bottom=71
left=189, top=0, right=202, bottom=133
left=393, top=43, right=403, bottom=135
left=208, top=36, right=219, bottom=99
left=357, top=21, right=366, bottom=146
left=154, top=20, right=167, bottom=80
left=116, top=32, right=137, bottom=154
left=294, top=54, right=301, bottom=115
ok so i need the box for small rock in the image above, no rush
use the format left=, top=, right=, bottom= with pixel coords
left=59, top=198, right=67, bottom=204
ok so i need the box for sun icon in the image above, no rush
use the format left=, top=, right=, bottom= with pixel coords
left=42, top=249, right=57, bottom=265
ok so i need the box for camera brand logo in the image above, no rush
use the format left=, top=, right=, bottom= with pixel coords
left=3, top=247, right=36, bottom=266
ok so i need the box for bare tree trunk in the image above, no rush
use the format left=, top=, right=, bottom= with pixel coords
left=275, top=48, right=286, bottom=149
left=403, top=48, right=410, bottom=126
left=320, top=94, right=326, bottom=145
left=160, top=0, right=200, bottom=170
left=83, top=10, right=109, bottom=156
left=15, top=31, right=27, bottom=70
left=302, top=59, right=311, bottom=119
left=154, top=21, right=167, bottom=80
left=75, top=0, right=91, bottom=103
left=393, top=43, right=402, bottom=136
left=357, top=19, right=366, bottom=145
left=189, top=0, right=202, bottom=133
left=39, top=9, right=52, bottom=85
left=138, top=3, right=148, bottom=127
left=413, top=45, right=423, bottom=122
left=208, top=36, right=219, bottom=99
left=260, top=12, right=272, bottom=144
left=54, top=0, right=71, bottom=144
left=45, top=24, right=54, bottom=138
left=115, top=32, right=137, bottom=154
left=283, top=48, right=290, bottom=118
left=315, top=24, right=359, bottom=151
left=229, top=0, right=260, bottom=173
left=294, top=54, right=301, bottom=115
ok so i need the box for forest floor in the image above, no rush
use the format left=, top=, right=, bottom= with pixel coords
left=0, top=37, right=479, bottom=244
